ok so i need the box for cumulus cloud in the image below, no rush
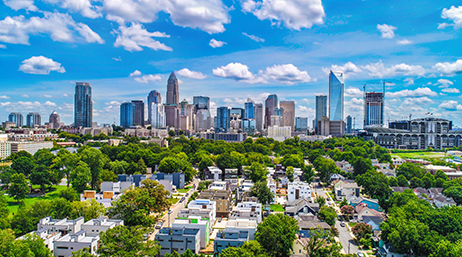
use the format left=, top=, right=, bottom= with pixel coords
left=441, top=88, right=460, bottom=93
left=21, top=94, right=29, bottom=98
left=345, top=87, right=363, bottom=97
left=0, top=44, right=5, bottom=49
left=404, top=78, right=415, bottom=85
left=43, top=0, right=102, bottom=19
left=2, top=0, right=37, bottom=11
left=439, top=100, right=462, bottom=111
left=213, top=62, right=264, bottom=83
left=242, top=32, right=265, bottom=42
left=323, top=62, right=361, bottom=77
left=262, top=64, right=313, bottom=85
left=387, top=87, right=437, bottom=98
left=0, top=95, right=10, bottom=99
left=177, top=68, right=207, bottom=79
left=209, top=39, right=226, bottom=48
left=112, top=57, right=122, bottom=61
left=401, top=97, right=434, bottom=107
left=44, top=101, right=57, bottom=107
left=19, top=56, right=66, bottom=75
left=302, top=98, right=310, bottom=104
left=114, top=23, right=172, bottom=52
left=241, top=0, right=325, bottom=30
left=130, top=70, right=142, bottom=77
left=397, top=39, right=412, bottom=45
left=433, top=59, right=462, bottom=75
left=103, top=0, right=231, bottom=34
left=436, top=78, right=453, bottom=88
left=377, top=24, right=397, bottom=39
left=440, top=6, right=462, bottom=29
left=297, top=105, right=315, bottom=117
left=361, top=61, right=426, bottom=78
left=134, top=74, right=162, bottom=83
left=0, top=12, right=104, bottom=45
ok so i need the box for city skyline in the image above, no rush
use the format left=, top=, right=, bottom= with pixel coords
left=1, top=1, right=462, bottom=126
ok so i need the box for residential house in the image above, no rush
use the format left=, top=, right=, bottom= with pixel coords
left=355, top=203, right=384, bottom=221
left=117, top=174, right=146, bottom=187
left=214, top=230, right=249, bottom=256
left=209, top=181, right=228, bottom=191
left=291, top=237, right=309, bottom=256
left=198, top=189, right=233, bottom=218
left=171, top=216, right=210, bottom=249
left=362, top=216, right=384, bottom=231
left=53, top=230, right=99, bottom=257
left=18, top=228, right=61, bottom=252
left=155, top=228, right=201, bottom=257
left=371, top=159, right=390, bottom=169
left=377, top=244, right=406, bottom=257
left=433, top=195, right=457, bottom=208
left=288, top=181, right=312, bottom=202
left=205, top=166, right=222, bottom=181
left=334, top=180, right=360, bottom=201
left=178, top=200, right=216, bottom=230
left=335, top=160, right=353, bottom=173
left=296, top=215, right=331, bottom=238
left=38, top=217, right=84, bottom=236
left=285, top=198, right=320, bottom=217
left=267, top=177, right=277, bottom=204
left=100, top=181, right=132, bottom=193
left=391, top=187, right=410, bottom=193
left=230, top=202, right=262, bottom=224
left=152, top=172, right=185, bottom=189
left=80, top=190, right=121, bottom=208
left=81, top=217, right=124, bottom=237
left=349, top=197, right=381, bottom=212
left=224, top=219, right=257, bottom=240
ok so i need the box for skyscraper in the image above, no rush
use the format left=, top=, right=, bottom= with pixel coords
left=254, top=103, right=264, bottom=132
left=165, top=72, right=179, bottom=127
left=315, top=95, right=327, bottom=133
left=364, top=92, right=384, bottom=127
left=8, top=112, right=23, bottom=127
left=193, top=96, right=210, bottom=110
left=265, top=94, right=278, bottom=129
left=280, top=101, right=295, bottom=131
left=216, top=107, right=230, bottom=133
left=48, top=111, right=61, bottom=129
left=193, top=96, right=212, bottom=131
left=131, top=100, right=145, bottom=126
left=244, top=99, right=255, bottom=119
left=120, top=102, right=135, bottom=128
left=178, top=99, right=195, bottom=131
left=147, top=90, right=162, bottom=125
left=346, top=115, right=353, bottom=133
left=74, top=82, right=92, bottom=127
left=26, top=112, right=41, bottom=127
left=328, top=71, right=344, bottom=121
left=151, top=103, right=165, bottom=129
left=295, top=117, right=308, bottom=132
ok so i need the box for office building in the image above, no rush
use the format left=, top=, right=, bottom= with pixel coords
left=295, top=117, right=308, bottom=132
left=318, top=116, right=345, bottom=136
left=26, top=112, right=41, bottom=127
left=265, top=94, right=278, bottom=129
left=315, top=95, right=327, bottom=133
left=364, top=92, right=384, bottom=127
left=267, top=126, right=291, bottom=141
left=231, top=108, right=245, bottom=119
left=244, top=99, right=254, bottom=119
left=48, top=111, right=62, bottom=129
left=328, top=71, right=344, bottom=121
left=242, top=119, right=255, bottom=134
left=270, top=115, right=282, bottom=127
left=120, top=102, right=135, bottom=128
left=131, top=100, right=145, bottom=126
left=147, top=90, right=162, bottom=125
left=74, top=82, right=92, bottom=127
left=254, top=103, right=264, bottom=131
left=8, top=112, right=23, bottom=127
left=280, top=101, right=295, bottom=131
left=216, top=107, right=230, bottom=133
left=151, top=103, right=165, bottom=129
left=178, top=99, right=195, bottom=132
left=193, top=96, right=210, bottom=110
left=156, top=228, right=201, bottom=256
left=10, top=141, right=53, bottom=155
left=199, top=132, right=247, bottom=142
left=165, top=72, right=179, bottom=127
left=346, top=115, right=353, bottom=133
left=0, top=134, right=11, bottom=159
left=193, top=96, right=212, bottom=131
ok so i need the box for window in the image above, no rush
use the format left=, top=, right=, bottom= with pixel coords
left=56, top=246, right=68, bottom=249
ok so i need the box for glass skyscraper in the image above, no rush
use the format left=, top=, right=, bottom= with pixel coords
left=193, top=96, right=212, bottom=131
left=265, top=94, right=278, bottom=128
left=120, top=102, right=135, bottom=128
left=364, top=92, right=384, bottom=127
left=295, top=117, right=308, bottom=132
left=147, top=90, right=162, bottom=125
left=328, top=71, right=344, bottom=121
left=193, top=96, right=210, bottom=110
left=216, top=107, right=230, bottom=133
left=8, top=112, right=23, bottom=127
left=315, top=95, right=327, bottom=133
left=131, top=100, right=145, bottom=126
left=74, top=82, right=92, bottom=127
left=254, top=103, right=264, bottom=132
left=244, top=100, right=254, bottom=119
left=26, top=112, right=41, bottom=127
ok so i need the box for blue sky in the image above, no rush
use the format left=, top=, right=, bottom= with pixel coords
left=1, top=0, right=462, bottom=127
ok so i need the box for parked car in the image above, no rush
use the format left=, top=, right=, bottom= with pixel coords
left=179, top=197, right=185, bottom=203
left=155, top=220, right=164, bottom=229
left=185, top=193, right=189, bottom=197
left=340, top=221, right=346, bottom=227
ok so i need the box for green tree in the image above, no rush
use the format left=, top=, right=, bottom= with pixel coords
left=80, top=147, right=108, bottom=190
left=244, top=162, right=268, bottom=183
left=318, top=206, right=337, bottom=226
left=285, top=166, right=295, bottom=182
left=101, top=169, right=117, bottom=182
left=313, top=157, right=339, bottom=183
left=168, top=130, right=176, bottom=137
left=51, top=197, right=73, bottom=219
left=397, top=162, right=425, bottom=180
left=352, top=222, right=372, bottom=240
left=11, top=156, right=36, bottom=177
left=305, top=227, right=343, bottom=257
left=339, top=198, right=348, bottom=208
left=444, top=186, right=462, bottom=205
left=256, top=213, right=298, bottom=257
left=11, top=200, right=53, bottom=236
left=59, top=187, right=79, bottom=202
left=356, top=170, right=391, bottom=205
left=8, top=173, right=29, bottom=202
left=353, top=157, right=373, bottom=177
left=71, top=248, right=96, bottom=257
left=315, top=195, right=326, bottom=207
left=30, top=165, right=52, bottom=193
left=249, top=180, right=274, bottom=204
left=72, top=199, right=106, bottom=220
left=388, top=176, right=399, bottom=187
left=397, top=175, right=409, bottom=187
left=220, top=240, right=267, bottom=257
left=158, top=157, right=182, bottom=173
left=97, top=226, right=159, bottom=257
left=70, top=162, right=92, bottom=193
left=422, top=172, right=436, bottom=189
left=109, top=160, right=129, bottom=175
left=0, top=229, right=53, bottom=257
left=54, top=150, right=81, bottom=187
left=435, top=170, right=449, bottom=181
left=0, top=194, right=10, bottom=229
left=302, top=165, right=315, bottom=183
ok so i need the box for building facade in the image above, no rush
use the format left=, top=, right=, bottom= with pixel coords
left=131, top=100, right=145, bottom=126
left=147, top=90, right=162, bottom=125
left=120, top=102, right=135, bottom=128
left=48, top=111, right=62, bottom=129
left=74, top=82, right=92, bottom=127
left=315, top=95, right=327, bottom=133
left=328, top=71, right=344, bottom=121
left=8, top=112, right=23, bottom=127
left=165, top=72, right=179, bottom=127
left=365, top=92, right=384, bottom=127
left=193, top=96, right=212, bottom=131
left=156, top=228, right=201, bottom=256
left=244, top=100, right=254, bottom=119
left=216, top=107, right=230, bottom=133
left=280, top=101, right=295, bottom=131
left=26, top=112, right=41, bottom=127
left=346, top=115, right=352, bottom=133
left=0, top=134, right=11, bottom=159
left=295, top=117, right=308, bottom=132
left=151, top=103, right=165, bottom=129
left=254, top=103, right=264, bottom=132
left=265, top=94, right=278, bottom=129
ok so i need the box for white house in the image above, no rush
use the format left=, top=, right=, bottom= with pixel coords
left=267, top=178, right=277, bottom=204
left=53, top=230, right=99, bottom=257
left=172, top=216, right=210, bottom=249
left=100, top=181, right=132, bottom=194
left=81, top=217, right=124, bottom=237
left=288, top=182, right=312, bottom=202
left=230, top=202, right=263, bottom=224
left=37, top=217, right=84, bottom=236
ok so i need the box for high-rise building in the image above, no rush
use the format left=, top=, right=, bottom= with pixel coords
left=48, top=111, right=62, bottom=129
left=151, top=103, right=165, bottom=129
left=364, top=92, right=384, bottom=127
left=193, top=96, right=210, bottom=110
left=242, top=119, right=255, bottom=134
left=147, top=90, right=162, bottom=125
left=8, top=112, right=23, bottom=127
left=315, top=95, right=327, bottom=133
left=165, top=72, right=179, bottom=127
left=230, top=108, right=245, bottom=119
left=216, top=107, right=230, bottom=133
left=328, top=71, right=344, bottom=121
left=346, top=115, right=353, bottom=133
left=280, top=101, right=295, bottom=131
left=254, top=103, right=264, bottom=132
left=120, top=102, right=135, bottom=128
left=74, top=82, right=92, bottom=127
left=178, top=99, right=195, bottom=131
left=193, top=96, right=212, bottom=132
left=26, top=112, right=41, bottom=127
left=265, top=94, right=278, bottom=129
left=244, top=99, right=254, bottom=119
left=295, top=117, right=308, bottom=132
left=131, top=100, right=145, bottom=126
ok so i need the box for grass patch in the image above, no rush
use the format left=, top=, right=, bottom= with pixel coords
left=270, top=204, right=285, bottom=212
left=169, top=198, right=180, bottom=205
left=6, top=185, right=68, bottom=215
left=177, top=188, right=190, bottom=194
left=348, top=222, right=357, bottom=228
left=392, top=151, right=445, bottom=160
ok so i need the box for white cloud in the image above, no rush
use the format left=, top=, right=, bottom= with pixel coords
left=404, top=78, right=414, bottom=85
left=387, top=87, right=438, bottom=98
left=297, top=105, right=315, bottom=117
left=440, top=6, right=462, bottom=29
left=241, top=0, right=325, bottom=30
left=436, top=78, right=453, bottom=88
left=114, top=23, right=172, bottom=52
left=134, top=74, right=162, bottom=83
left=0, top=12, right=104, bottom=45
left=439, top=100, right=462, bottom=111
left=345, top=87, right=363, bottom=97
left=302, top=98, right=310, bottom=104
left=63, top=94, right=68, bottom=97
left=0, top=44, right=6, bottom=49
left=177, top=68, right=207, bottom=79
left=377, top=24, right=397, bottom=39
left=397, top=39, right=412, bottom=45
left=0, top=95, right=10, bottom=99
left=262, top=64, right=313, bottom=85
left=2, top=0, right=37, bottom=11
left=401, top=97, right=434, bottom=107
left=21, top=94, right=29, bottom=98
left=213, top=62, right=259, bottom=82
left=242, top=32, right=265, bottom=42
left=44, top=101, right=57, bottom=107
left=102, top=0, right=231, bottom=34
left=43, top=95, right=52, bottom=98
left=361, top=61, right=426, bottom=78
left=433, top=59, right=462, bottom=75
left=441, top=88, right=460, bottom=93
left=19, top=56, right=66, bottom=75
left=130, top=70, right=142, bottom=77
left=112, top=57, right=122, bottom=61
left=209, top=39, right=226, bottom=48
left=323, top=62, right=361, bottom=77
left=43, top=0, right=102, bottom=19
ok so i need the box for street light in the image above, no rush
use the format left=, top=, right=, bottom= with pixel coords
left=168, top=209, right=172, bottom=228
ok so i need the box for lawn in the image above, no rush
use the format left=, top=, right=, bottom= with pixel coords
left=349, top=222, right=357, bottom=228
left=5, top=185, right=68, bottom=215
left=169, top=198, right=180, bottom=205
left=393, top=151, right=445, bottom=160
left=270, top=204, right=285, bottom=212
left=177, top=188, right=191, bottom=194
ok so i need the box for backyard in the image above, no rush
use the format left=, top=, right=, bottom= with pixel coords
left=5, top=185, right=68, bottom=215
left=270, top=204, right=285, bottom=212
